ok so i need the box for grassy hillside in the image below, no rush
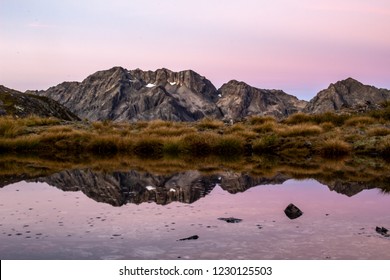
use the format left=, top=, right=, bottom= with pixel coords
left=0, top=102, right=389, bottom=160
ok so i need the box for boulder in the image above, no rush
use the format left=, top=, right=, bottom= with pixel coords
left=284, top=203, right=303, bottom=219
left=218, top=217, right=242, bottom=223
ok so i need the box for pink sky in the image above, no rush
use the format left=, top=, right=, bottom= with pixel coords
left=1, top=0, right=390, bottom=100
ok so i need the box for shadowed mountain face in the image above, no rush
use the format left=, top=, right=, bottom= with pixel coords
left=30, top=67, right=223, bottom=122
left=217, top=80, right=308, bottom=120
left=0, top=85, right=79, bottom=120
left=29, top=67, right=307, bottom=121
left=304, top=78, right=390, bottom=114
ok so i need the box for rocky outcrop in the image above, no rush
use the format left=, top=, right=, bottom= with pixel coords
left=304, top=78, right=390, bottom=114
left=217, top=80, right=308, bottom=120
left=0, top=85, right=79, bottom=120
left=31, top=67, right=222, bottom=121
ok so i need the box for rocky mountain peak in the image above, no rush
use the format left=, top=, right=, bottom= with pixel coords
left=33, top=67, right=222, bottom=121
left=304, top=78, right=390, bottom=114
left=129, top=68, right=218, bottom=101
left=22, top=68, right=390, bottom=122
left=217, top=80, right=307, bottom=120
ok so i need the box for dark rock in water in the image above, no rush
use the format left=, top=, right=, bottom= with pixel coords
left=284, top=203, right=303, bottom=220
left=218, top=217, right=242, bottom=223
left=376, top=226, right=389, bottom=236
left=177, top=235, right=199, bottom=241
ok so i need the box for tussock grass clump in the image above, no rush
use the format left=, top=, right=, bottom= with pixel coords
left=162, top=138, right=181, bottom=157
left=145, top=126, right=197, bottom=137
left=344, top=116, right=376, bottom=127
left=23, top=116, right=61, bottom=127
left=312, top=112, right=348, bottom=126
left=87, top=135, right=125, bottom=155
left=319, top=139, right=351, bottom=157
left=252, top=121, right=277, bottom=133
left=146, top=120, right=184, bottom=129
left=196, top=118, right=224, bottom=130
left=92, top=120, right=118, bottom=131
left=248, top=115, right=276, bottom=125
left=180, top=133, right=218, bottom=156
left=52, top=131, right=92, bottom=152
left=214, top=136, right=244, bottom=157
left=252, top=134, right=279, bottom=154
left=379, top=137, right=390, bottom=158
left=284, top=113, right=312, bottom=125
left=225, top=123, right=246, bottom=133
left=0, top=117, right=24, bottom=137
left=320, top=122, right=335, bottom=131
left=45, top=125, right=74, bottom=133
left=133, top=138, right=163, bottom=158
left=92, top=121, right=105, bottom=130
left=0, top=135, right=41, bottom=152
left=277, top=124, right=323, bottom=137
left=39, top=131, right=87, bottom=144
left=367, top=127, right=390, bottom=137
left=370, top=101, right=390, bottom=120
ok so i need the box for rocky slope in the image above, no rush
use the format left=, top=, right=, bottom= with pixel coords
left=0, top=85, right=79, bottom=120
left=304, top=78, right=390, bottom=114
left=22, top=69, right=390, bottom=121
left=217, top=80, right=307, bottom=120
left=30, top=67, right=222, bottom=121
left=30, top=67, right=309, bottom=121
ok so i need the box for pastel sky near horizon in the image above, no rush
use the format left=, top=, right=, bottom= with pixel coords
left=1, top=0, right=389, bottom=100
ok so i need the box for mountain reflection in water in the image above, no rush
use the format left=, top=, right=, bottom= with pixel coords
left=0, top=158, right=389, bottom=260
left=24, top=168, right=387, bottom=206
left=32, top=170, right=289, bottom=206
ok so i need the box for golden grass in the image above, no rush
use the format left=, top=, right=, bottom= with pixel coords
left=0, top=117, right=24, bottom=137
left=344, top=116, right=376, bottom=127
left=252, top=134, right=279, bottom=154
left=277, top=124, right=323, bottom=137
left=319, top=139, right=351, bottom=157
left=284, top=113, right=313, bottom=125
left=1, top=111, right=390, bottom=159
left=196, top=118, right=224, bottom=130
left=248, top=115, right=276, bottom=125
left=252, top=121, right=277, bottom=133
left=367, top=127, right=390, bottom=137
left=379, top=136, right=390, bottom=157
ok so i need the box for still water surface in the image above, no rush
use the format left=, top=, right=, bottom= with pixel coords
left=0, top=171, right=389, bottom=259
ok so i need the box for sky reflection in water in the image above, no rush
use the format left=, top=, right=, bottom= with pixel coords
left=0, top=177, right=389, bottom=260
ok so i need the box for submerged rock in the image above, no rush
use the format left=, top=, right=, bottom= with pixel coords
left=218, top=217, right=242, bottom=223
left=177, top=235, right=199, bottom=241
left=376, top=226, right=389, bottom=237
left=284, top=203, right=303, bottom=220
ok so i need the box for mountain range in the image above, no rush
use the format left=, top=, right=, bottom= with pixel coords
left=2, top=67, right=390, bottom=121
